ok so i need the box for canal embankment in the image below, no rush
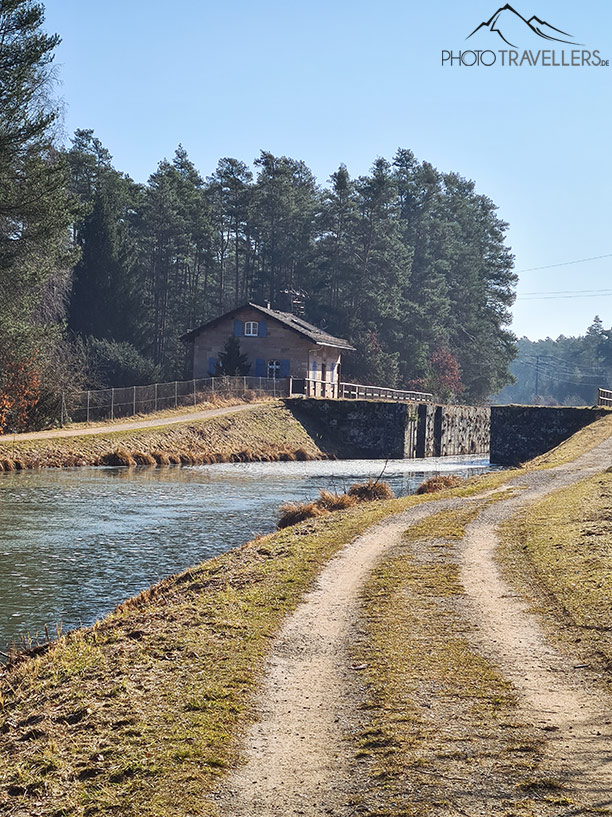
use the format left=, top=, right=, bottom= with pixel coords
left=3, top=412, right=612, bottom=815
left=0, top=402, right=325, bottom=469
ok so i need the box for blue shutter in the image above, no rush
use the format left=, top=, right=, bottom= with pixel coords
left=258, top=320, right=267, bottom=337
left=255, top=358, right=266, bottom=377
left=279, top=359, right=290, bottom=378
left=312, top=360, right=317, bottom=375
left=208, top=357, right=217, bottom=375
left=233, top=320, right=242, bottom=337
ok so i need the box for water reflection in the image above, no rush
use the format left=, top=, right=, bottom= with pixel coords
left=0, top=457, right=492, bottom=651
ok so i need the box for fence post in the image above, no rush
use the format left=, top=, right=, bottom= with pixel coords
left=259, top=376, right=262, bottom=396
left=193, top=379, right=197, bottom=406
left=133, top=386, right=136, bottom=416
left=154, top=383, right=158, bottom=412
left=174, top=380, right=178, bottom=408
left=110, top=388, right=115, bottom=421
left=212, top=377, right=215, bottom=395
left=86, top=390, right=90, bottom=424
left=243, top=375, right=247, bottom=393
left=273, top=378, right=276, bottom=398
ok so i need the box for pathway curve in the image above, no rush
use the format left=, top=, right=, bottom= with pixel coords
left=216, top=433, right=612, bottom=816
left=0, top=402, right=257, bottom=442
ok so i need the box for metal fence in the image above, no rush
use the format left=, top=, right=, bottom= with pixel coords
left=63, top=376, right=290, bottom=424
left=598, top=387, right=612, bottom=407
left=62, top=374, right=435, bottom=425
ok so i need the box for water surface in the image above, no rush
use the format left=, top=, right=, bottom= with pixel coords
left=0, top=457, right=492, bottom=651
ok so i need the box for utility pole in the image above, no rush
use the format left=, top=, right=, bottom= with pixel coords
left=535, top=355, right=541, bottom=403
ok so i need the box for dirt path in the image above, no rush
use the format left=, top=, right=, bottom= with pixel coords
left=217, top=497, right=470, bottom=816
left=217, top=437, right=612, bottom=816
left=460, top=443, right=612, bottom=808
left=0, top=402, right=255, bottom=442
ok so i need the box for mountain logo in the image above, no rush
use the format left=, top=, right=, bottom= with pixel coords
left=467, top=4, right=582, bottom=48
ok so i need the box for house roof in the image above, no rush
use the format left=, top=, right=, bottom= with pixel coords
left=180, top=302, right=356, bottom=351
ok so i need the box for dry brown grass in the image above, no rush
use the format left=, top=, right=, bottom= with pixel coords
left=0, top=404, right=325, bottom=470
left=415, top=474, right=465, bottom=494
left=347, top=479, right=395, bottom=501
left=317, top=490, right=358, bottom=512
left=278, top=482, right=395, bottom=529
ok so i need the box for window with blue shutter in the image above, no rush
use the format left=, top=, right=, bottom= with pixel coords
left=233, top=320, right=243, bottom=337
left=312, top=360, right=317, bottom=376
left=257, top=320, right=267, bottom=337
left=255, top=358, right=266, bottom=377
left=279, top=360, right=290, bottom=378
left=208, top=357, right=217, bottom=375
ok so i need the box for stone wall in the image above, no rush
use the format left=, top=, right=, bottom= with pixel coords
left=287, top=399, right=490, bottom=460
left=489, top=405, right=609, bottom=465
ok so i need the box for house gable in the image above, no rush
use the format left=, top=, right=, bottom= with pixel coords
left=182, top=303, right=351, bottom=381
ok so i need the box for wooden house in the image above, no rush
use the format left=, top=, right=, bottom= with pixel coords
left=181, top=302, right=354, bottom=391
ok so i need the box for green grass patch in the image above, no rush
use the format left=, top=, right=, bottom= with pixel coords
left=352, top=502, right=570, bottom=816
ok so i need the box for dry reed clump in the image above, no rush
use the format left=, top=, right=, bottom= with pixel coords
left=348, top=479, right=395, bottom=502
left=277, top=501, right=328, bottom=529
left=0, top=458, right=15, bottom=471
left=99, top=448, right=136, bottom=467
left=132, top=451, right=156, bottom=466
left=415, top=474, right=464, bottom=494
left=242, top=389, right=257, bottom=402
left=278, top=481, right=395, bottom=529
left=294, top=447, right=313, bottom=461
left=317, top=490, right=357, bottom=512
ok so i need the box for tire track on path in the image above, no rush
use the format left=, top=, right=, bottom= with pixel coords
left=216, top=433, right=612, bottom=815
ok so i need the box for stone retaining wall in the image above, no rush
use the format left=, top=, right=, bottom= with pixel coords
left=286, top=399, right=490, bottom=459
left=489, top=405, right=609, bottom=465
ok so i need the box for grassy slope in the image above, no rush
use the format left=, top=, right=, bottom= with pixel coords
left=0, top=402, right=323, bottom=468
left=0, top=472, right=511, bottom=817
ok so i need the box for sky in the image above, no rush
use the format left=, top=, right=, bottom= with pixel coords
left=42, top=0, right=612, bottom=342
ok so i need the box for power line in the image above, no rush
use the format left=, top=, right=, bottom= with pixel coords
left=517, top=292, right=612, bottom=301
left=520, top=288, right=612, bottom=296
left=515, top=253, right=612, bottom=273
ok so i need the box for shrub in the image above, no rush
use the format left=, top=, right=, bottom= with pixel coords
left=317, top=490, right=357, bottom=511
left=101, top=447, right=136, bottom=467
left=278, top=481, right=393, bottom=529
left=242, top=389, right=257, bottom=402
left=277, top=501, right=327, bottom=529
left=348, top=479, right=395, bottom=502
left=415, top=475, right=463, bottom=494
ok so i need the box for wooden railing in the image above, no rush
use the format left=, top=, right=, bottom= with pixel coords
left=598, top=387, right=612, bottom=407
left=302, top=378, right=433, bottom=402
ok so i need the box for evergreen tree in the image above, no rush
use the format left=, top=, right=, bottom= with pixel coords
left=0, top=0, right=79, bottom=428
left=67, top=129, right=142, bottom=343
left=215, top=336, right=250, bottom=376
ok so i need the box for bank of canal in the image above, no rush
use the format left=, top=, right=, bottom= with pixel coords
left=0, top=456, right=494, bottom=651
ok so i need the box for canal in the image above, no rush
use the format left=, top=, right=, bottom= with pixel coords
left=0, top=456, right=494, bottom=652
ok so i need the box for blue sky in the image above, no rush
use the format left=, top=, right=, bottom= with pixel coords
left=43, top=0, right=612, bottom=341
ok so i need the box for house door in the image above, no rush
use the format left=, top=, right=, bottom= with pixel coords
left=321, top=363, right=327, bottom=397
